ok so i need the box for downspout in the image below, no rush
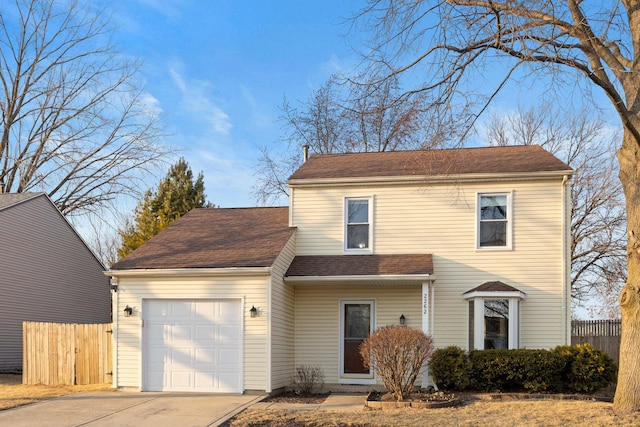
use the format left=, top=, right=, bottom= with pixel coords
left=266, top=273, right=272, bottom=393
left=111, top=277, right=119, bottom=388
left=562, top=175, right=571, bottom=344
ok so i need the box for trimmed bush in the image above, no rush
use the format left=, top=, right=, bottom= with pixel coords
left=469, top=349, right=565, bottom=392
left=360, top=325, right=434, bottom=401
left=426, top=345, right=616, bottom=394
left=428, top=346, right=472, bottom=390
left=552, top=344, right=617, bottom=393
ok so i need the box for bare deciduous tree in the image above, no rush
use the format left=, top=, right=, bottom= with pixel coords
left=360, top=325, right=434, bottom=401
left=355, top=0, right=640, bottom=413
left=485, top=106, right=626, bottom=313
left=0, top=0, right=168, bottom=218
left=253, top=73, right=461, bottom=205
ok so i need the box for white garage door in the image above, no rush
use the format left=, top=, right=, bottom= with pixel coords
left=144, top=299, right=242, bottom=392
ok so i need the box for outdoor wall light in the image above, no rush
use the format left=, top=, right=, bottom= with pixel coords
left=124, top=305, right=133, bottom=317
left=250, top=306, right=258, bottom=318
left=399, top=314, right=406, bottom=325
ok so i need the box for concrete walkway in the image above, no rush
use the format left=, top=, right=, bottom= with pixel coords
left=252, top=393, right=366, bottom=412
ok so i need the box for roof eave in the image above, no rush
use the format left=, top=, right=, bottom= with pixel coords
left=287, top=170, right=574, bottom=187
left=106, top=266, right=273, bottom=278
left=284, top=274, right=436, bottom=284
left=463, top=290, right=526, bottom=299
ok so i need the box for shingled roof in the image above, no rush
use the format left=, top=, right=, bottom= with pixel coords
left=288, top=145, right=572, bottom=181
left=464, top=281, right=525, bottom=295
left=111, top=207, right=295, bottom=270
left=0, top=192, right=43, bottom=210
left=285, top=254, right=433, bottom=277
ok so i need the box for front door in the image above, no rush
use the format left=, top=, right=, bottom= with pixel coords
left=340, top=300, right=374, bottom=383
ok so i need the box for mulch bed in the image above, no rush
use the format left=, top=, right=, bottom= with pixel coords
left=262, top=391, right=331, bottom=404
left=366, top=390, right=461, bottom=409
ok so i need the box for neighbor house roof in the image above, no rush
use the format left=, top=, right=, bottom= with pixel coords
left=0, top=192, right=44, bottom=210
left=111, top=207, right=295, bottom=270
left=285, top=254, right=433, bottom=277
left=288, top=145, right=572, bottom=181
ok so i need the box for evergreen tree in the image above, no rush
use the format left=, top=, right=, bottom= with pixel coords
left=117, top=158, right=211, bottom=259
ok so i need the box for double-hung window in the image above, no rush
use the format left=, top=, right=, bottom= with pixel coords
left=477, top=193, right=512, bottom=249
left=345, top=197, right=372, bottom=253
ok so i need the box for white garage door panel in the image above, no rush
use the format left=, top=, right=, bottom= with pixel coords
left=144, top=299, right=242, bottom=392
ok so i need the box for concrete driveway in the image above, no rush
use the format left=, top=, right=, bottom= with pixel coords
left=0, top=391, right=263, bottom=427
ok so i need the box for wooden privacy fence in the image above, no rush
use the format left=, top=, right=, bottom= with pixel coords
left=571, top=319, right=621, bottom=365
left=23, top=321, right=112, bottom=385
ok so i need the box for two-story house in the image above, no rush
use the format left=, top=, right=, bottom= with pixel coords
left=107, top=145, right=573, bottom=393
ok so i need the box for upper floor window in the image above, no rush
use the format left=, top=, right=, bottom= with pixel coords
left=477, top=193, right=512, bottom=249
left=345, top=197, right=373, bottom=253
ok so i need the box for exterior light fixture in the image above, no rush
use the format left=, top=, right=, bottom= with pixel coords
left=399, top=314, right=406, bottom=325
left=250, top=306, right=258, bottom=318
left=124, top=305, right=133, bottom=317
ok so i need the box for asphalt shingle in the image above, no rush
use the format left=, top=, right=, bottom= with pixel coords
left=111, top=207, right=294, bottom=270
left=289, top=145, right=572, bottom=181
left=285, top=254, right=433, bottom=277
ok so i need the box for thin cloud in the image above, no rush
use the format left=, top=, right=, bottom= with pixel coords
left=168, top=63, right=233, bottom=135
left=134, top=0, right=185, bottom=20
left=138, top=91, right=163, bottom=116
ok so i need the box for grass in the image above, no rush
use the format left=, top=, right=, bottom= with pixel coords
left=0, top=374, right=113, bottom=411
left=2, top=373, right=639, bottom=426
left=227, top=399, right=640, bottom=427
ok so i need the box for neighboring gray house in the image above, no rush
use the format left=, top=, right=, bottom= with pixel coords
left=0, top=192, right=111, bottom=372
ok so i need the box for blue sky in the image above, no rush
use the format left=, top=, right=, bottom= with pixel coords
left=109, top=1, right=621, bottom=211
left=110, top=0, right=365, bottom=208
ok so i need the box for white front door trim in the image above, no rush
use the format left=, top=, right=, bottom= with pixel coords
left=339, top=299, right=376, bottom=385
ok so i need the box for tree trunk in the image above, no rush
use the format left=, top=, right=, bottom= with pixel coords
left=614, top=131, right=640, bottom=414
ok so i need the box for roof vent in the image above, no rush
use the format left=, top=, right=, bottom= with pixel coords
left=0, top=180, right=4, bottom=194
left=302, top=144, right=309, bottom=163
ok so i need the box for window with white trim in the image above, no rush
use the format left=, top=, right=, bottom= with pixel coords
left=477, top=193, right=512, bottom=249
left=465, top=294, right=523, bottom=350
left=345, top=197, right=372, bottom=253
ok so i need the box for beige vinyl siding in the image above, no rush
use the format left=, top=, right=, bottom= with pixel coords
left=269, top=234, right=297, bottom=391
left=114, top=274, right=269, bottom=391
left=291, top=178, right=567, bottom=350
left=294, top=285, right=421, bottom=384
left=0, top=194, right=110, bottom=371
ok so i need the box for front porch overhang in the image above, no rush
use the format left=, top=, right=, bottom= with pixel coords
left=284, top=254, right=434, bottom=286
left=284, top=274, right=435, bottom=286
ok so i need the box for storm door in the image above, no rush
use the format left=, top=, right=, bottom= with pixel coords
left=340, top=300, right=375, bottom=383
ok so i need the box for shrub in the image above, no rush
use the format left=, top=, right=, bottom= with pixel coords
left=469, top=349, right=565, bottom=392
left=428, top=346, right=472, bottom=390
left=360, top=325, right=434, bottom=401
left=552, top=344, right=617, bottom=393
left=292, top=365, right=324, bottom=395
left=426, top=345, right=616, bottom=394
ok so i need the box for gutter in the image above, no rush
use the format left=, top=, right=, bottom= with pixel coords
left=288, top=170, right=574, bottom=188
left=105, top=267, right=273, bottom=278
left=284, top=274, right=436, bottom=284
